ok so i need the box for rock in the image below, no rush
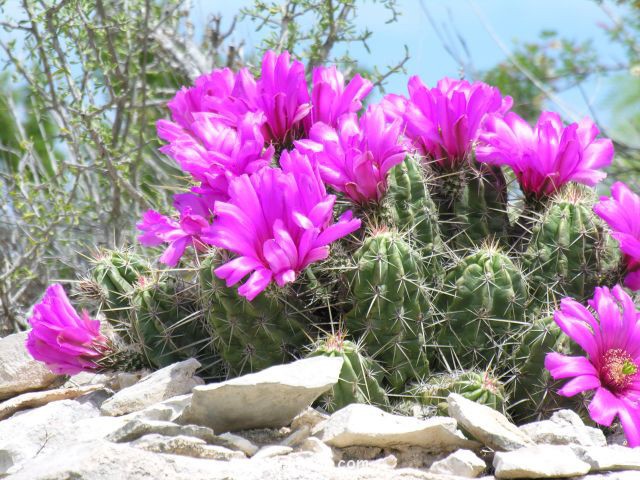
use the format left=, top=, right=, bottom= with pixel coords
left=299, top=437, right=334, bottom=462
left=180, top=356, right=343, bottom=433
left=281, top=425, right=311, bottom=447
left=429, top=449, right=486, bottom=477
left=8, top=438, right=470, bottom=480
left=115, top=371, right=147, bottom=390
left=252, top=445, right=294, bottom=460
left=131, top=394, right=193, bottom=422
left=0, top=331, right=58, bottom=400
left=291, top=407, right=329, bottom=431
left=7, top=440, right=228, bottom=480
left=493, top=445, right=591, bottom=479
left=0, top=384, right=103, bottom=420
left=447, top=393, right=534, bottom=451
left=216, top=432, right=259, bottom=457
left=101, top=358, right=202, bottom=416
left=64, top=371, right=113, bottom=388
left=315, top=403, right=478, bottom=451
left=0, top=399, right=126, bottom=475
left=572, top=445, right=640, bottom=471
left=107, top=418, right=216, bottom=443
left=131, top=434, right=246, bottom=460
left=520, top=409, right=606, bottom=448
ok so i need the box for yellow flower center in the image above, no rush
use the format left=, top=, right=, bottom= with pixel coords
left=601, top=348, right=638, bottom=392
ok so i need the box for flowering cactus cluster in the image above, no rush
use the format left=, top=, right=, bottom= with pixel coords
left=26, top=50, right=640, bottom=445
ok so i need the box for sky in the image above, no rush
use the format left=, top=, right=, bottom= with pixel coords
left=193, top=0, right=627, bottom=128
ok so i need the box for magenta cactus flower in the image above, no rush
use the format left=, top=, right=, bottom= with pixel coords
left=26, top=284, right=109, bottom=375
left=545, top=286, right=640, bottom=446
left=310, top=66, right=373, bottom=127
left=387, top=76, right=512, bottom=170
left=477, top=111, right=614, bottom=198
left=202, top=150, right=361, bottom=301
left=137, top=194, right=211, bottom=267
left=297, top=105, right=406, bottom=204
left=594, top=182, right=640, bottom=290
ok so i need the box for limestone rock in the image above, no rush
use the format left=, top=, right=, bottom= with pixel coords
left=315, top=403, right=477, bottom=451
left=429, top=449, right=486, bottom=477
left=180, top=356, right=343, bottom=433
left=0, top=399, right=126, bottom=475
left=107, top=418, right=216, bottom=443
left=132, top=434, right=246, bottom=460
left=291, top=407, right=329, bottom=431
left=0, top=384, right=103, bottom=420
left=572, top=445, right=640, bottom=471
left=493, top=445, right=591, bottom=479
left=252, top=445, right=294, bottom=460
left=0, top=331, right=58, bottom=400
left=131, top=393, right=193, bottom=422
left=101, top=358, right=202, bottom=416
left=216, top=432, right=259, bottom=457
left=281, top=425, right=311, bottom=447
left=520, top=409, right=606, bottom=447
left=447, top=393, right=534, bottom=451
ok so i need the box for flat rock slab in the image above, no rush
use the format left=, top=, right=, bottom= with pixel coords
left=315, top=403, right=478, bottom=451
left=180, top=356, right=343, bottom=433
left=0, top=384, right=103, bottom=420
left=101, top=358, right=202, bottom=416
left=107, top=418, right=216, bottom=443
left=132, top=434, right=246, bottom=460
left=573, top=445, right=640, bottom=471
left=493, top=445, right=591, bottom=479
left=447, top=393, right=534, bottom=451
left=0, top=398, right=126, bottom=475
left=0, top=331, right=58, bottom=400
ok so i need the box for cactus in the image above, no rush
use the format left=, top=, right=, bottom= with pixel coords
left=524, top=186, right=619, bottom=305
left=199, top=255, right=310, bottom=376
left=413, top=369, right=506, bottom=414
left=508, top=315, right=584, bottom=422
left=431, top=163, right=510, bottom=249
left=128, top=273, right=220, bottom=378
left=343, top=229, right=433, bottom=391
left=309, top=333, right=389, bottom=412
left=435, top=245, right=528, bottom=367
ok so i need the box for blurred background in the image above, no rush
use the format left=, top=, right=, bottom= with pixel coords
left=0, top=0, right=638, bottom=334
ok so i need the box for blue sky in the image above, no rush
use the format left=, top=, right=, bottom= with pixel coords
left=194, top=0, right=626, bottom=128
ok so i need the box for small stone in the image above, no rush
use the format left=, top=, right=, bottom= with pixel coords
left=252, top=445, right=293, bottom=460
left=281, top=425, right=311, bottom=447
left=0, top=332, right=58, bottom=400
left=101, top=359, right=202, bottom=416
left=493, top=445, right=591, bottom=479
left=114, top=371, right=146, bottom=390
left=299, top=437, right=334, bottom=462
left=107, top=418, right=215, bottom=443
left=315, top=403, right=477, bottom=451
left=291, top=407, right=329, bottom=431
left=216, top=432, right=259, bottom=457
left=447, top=393, right=534, bottom=451
left=131, top=434, right=246, bottom=460
left=0, top=385, right=102, bottom=420
left=131, top=393, right=193, bottom=422
left=572, top=445, right=640, bottom=471
left=429, top=449, right=486, bottom=478
left=370, top=454, right=398, bottom=469
left=64, top=371, right=113, bottom=388
left=520, top=417, right=606, bottom=447
left=180, top=356, right=343, bottom=433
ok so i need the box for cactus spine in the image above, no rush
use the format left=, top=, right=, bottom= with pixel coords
left=309, top=334, right=388, bottom=412
left=344, top=229, right=432, bottom=391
